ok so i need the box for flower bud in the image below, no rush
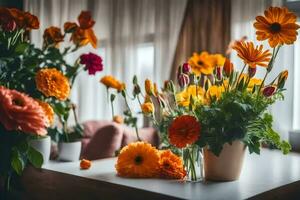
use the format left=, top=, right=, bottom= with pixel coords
left=178, top=73, right=190, bottom=88
left=277, top=70, right=288, bottom=89
left=262, top=85, right=276, bottom=97
left=182, top=63, right=191, bottom=74
left=145, top=79, right=154, bottom=95
left=223, top=58, right=234, bottom=77
left=133, top=85, right=141, bottom=95
left=141, top=102, right=154, bottom=115
left=113, top=115, right=124, bottom=124
left=216, top=66, right=222, bottom=80
left=248, top=67, right=256, bottom=78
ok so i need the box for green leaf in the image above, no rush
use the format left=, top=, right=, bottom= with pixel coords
left=27, top=146, right=43, bottom=168
left=15, top=42, right=29, bottom=55
left=11, top=148, right=25, bottom=175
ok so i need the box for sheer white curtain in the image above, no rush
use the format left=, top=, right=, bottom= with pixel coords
left=24, top=0, right=187, bottom=125
left=231, top=0, right=298, bottom=139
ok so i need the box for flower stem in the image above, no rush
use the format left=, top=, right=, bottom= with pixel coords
left=234, top=63, right=247, bottom=89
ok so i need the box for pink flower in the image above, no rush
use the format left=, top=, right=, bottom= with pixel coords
left=0, top=86, right=49, bottom=136
left=80, top=52, right=103, bottom=75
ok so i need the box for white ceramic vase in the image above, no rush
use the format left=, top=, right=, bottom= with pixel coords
left=58, top=141, right=82, bottom=162
left=29, top=135, right=51, bottom=165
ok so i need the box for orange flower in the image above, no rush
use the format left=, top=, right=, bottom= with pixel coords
left=78, top=11, right=95, bottom=29
left=211, top=54, right=226, bottom=67
left=223, top=58, right=234, bottom=76
left=71, top=27, right=97, bottom=48
left=113, top=115, right=124, bottom=124
left=233, top=41, right=271, bottom=68
left=159, top=150, right=186, bottom=179
left=141, top=102, right=154, bottom=115
left=64, top=22, right=78, bottom=33
left=36, top=100, right=54, bottom=126
left=115, top=142, right=160, bottom=178
left=0, top=86, right=48, bottom=136
left=168, top=115, right=200, bottom=148
left=100, top=75, right=125, bottom=91
left=80, top=159, right=92, bottom=170
left=145, top=79, right=154, bottom=95
left=254, top=7, right=300, bottom=47
left=35, top=68, right=70, bottom=101
left=23, top=11, right=39, bottom=29
left=43, top=26, right=64, bottom=46
left=188, top=52, right=214, bottom=75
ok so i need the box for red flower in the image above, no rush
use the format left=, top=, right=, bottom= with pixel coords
left=262, top=85, right=276, bottom=97
left=80, top=53, right=103, bottom=75
left=168, top=115, right=200, bottom=148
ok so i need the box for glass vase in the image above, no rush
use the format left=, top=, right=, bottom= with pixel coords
left=182, top=145, right=204, bottom=182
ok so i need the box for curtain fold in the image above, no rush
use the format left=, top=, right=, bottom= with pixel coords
left=170, top=0, right=231, bottom=80
left=24, top=0, right=187, bottom=125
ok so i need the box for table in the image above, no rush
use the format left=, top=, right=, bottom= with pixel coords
left=21, top=149, right=300, bottom=200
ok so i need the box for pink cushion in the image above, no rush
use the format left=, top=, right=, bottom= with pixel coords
left=80, top=120, right=159, bottom=160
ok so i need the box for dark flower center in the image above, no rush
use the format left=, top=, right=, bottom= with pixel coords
left=134, top=155, right=143, bottom=165
left=269, top=22, right=281, bottom=33
left=12, top=98, right=25, bottom=107
left=197, top=61, right=204, bottom=66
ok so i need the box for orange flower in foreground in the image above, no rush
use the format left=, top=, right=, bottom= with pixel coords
left=78, top=11, right=95, bottom=29
left=100, top=75, right=125, bottom=91
left=0, top=86, right=48, bottom=136
left=233, top=41, right=271, bottom=68
left=43, top=26, right=64, bottom=46
left=159, top=150, right=186, bottom=179
left=168, top=115, right=200, bottom=148
left=80, top=159, right=92, bottom=170
left=35, top=68, right=70, bottom=101
left=115, top=142, right=160, bottom=178
left=254, top=7, right=300, bottom=47
left=37, top=100, right=54, bottom=125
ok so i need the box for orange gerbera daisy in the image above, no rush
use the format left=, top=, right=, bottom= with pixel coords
left=188, top=52, right=214, bottom=75
left=254, top=7, right=300, bottom=48
left=35, top=68, right=70, bottom=101
left=115, top=142, right=160, bottom=178
left=159, top=150, right=186, bottom=179
left=36, top=100, right=55, bottom=125
left=168, top=115, right=200, bottom=148
left=233, top=41, right=271, bottom=68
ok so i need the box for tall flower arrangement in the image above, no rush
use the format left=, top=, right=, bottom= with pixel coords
left=0, top=8, right=103, bottom=144
left=104, top=7, right=299, bottom=181
left=0, top=7, right=103, bottom=193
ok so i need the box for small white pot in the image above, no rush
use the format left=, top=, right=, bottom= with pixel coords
left=29, top=136, right=51, bottom=165
left=58, top=141, right=82, bottom=162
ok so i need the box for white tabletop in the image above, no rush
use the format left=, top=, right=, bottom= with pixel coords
left=43, top=149, right=300, bottom=200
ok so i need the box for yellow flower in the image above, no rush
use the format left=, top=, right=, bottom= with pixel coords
left=141, top=102, right=154, bottom=115
left=211, top=54, right=226, bottom=67
left=36, top=100, right=55, bottom=125
left=100, top=75, right=125, bottom=91
left=176, top=85, right=206, bottom=107
left=188, top=52, right=214, bottom=75
left=145, top=79, right=154, bottom=95
left=35, top=68, right=70, bottom=101
left=206, top=85, right=225, bottom=100
left=247, top=78, right=262, bottom=92
left=115, top=142, right=160, bottom=178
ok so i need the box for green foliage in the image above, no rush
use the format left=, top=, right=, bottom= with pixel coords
left=192, top=90, right=290, bottom=156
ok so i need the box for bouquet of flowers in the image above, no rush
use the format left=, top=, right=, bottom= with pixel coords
left=104, top=6, right=299, bottom=181
left=0, top=7, right=102, bottom=193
